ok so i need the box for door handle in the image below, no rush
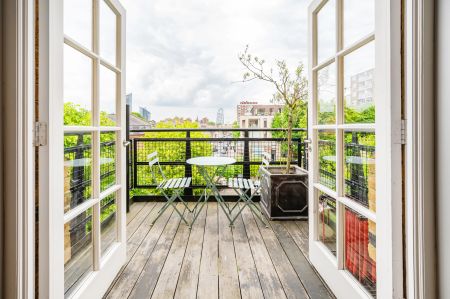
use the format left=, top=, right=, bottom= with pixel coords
left=123, top=140, right=131, bottom=147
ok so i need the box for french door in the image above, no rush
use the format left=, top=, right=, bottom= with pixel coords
left=307, top=0, right=402, bottom=298
left=39, top=0, right=127, bottom=298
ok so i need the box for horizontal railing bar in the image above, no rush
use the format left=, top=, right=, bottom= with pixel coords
left=131, top=128, right=307, bottom=132
left=133, top=161, right=298, bottom=166
left=133, top=137, right=303, bottom=142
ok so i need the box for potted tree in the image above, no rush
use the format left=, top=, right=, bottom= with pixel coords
left=238, top=46, right=308, bottom=219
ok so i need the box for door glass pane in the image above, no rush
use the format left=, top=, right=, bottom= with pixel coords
left=343, top=0, right=374, bottom=47
left=317, top=63, right=336, bottom=125
left=64, top=0, right=92, bottom=50
left=64, top=132, right=93, bottom=213
left=344, top=42, right=375, bottom=124
left=100, top=132, right=116, bottom=192
left=318, top=191, right=337, bottom=256
left=64, top=45, right=93, bottom=126
left=344, top=131, right=375, bottom=210
left=100, top=66, right=117, bottom=126
left=64, top=207, right=93, bottom=298
left=101, top=193, right=117, bottom=257
left=318, top=130, right=336, bottom=190
left=100, top=0, right=117, bottom=65
left=317, top=0, right=336, bottom=64
left=345, top=207, right=377, bottom=297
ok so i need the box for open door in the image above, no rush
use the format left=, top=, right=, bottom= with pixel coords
left=307, top=0, right=402, bottom=298
left=38, top=0, right=127, bottom=297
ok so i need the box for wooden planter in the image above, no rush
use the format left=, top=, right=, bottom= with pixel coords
left=259, top=165, right=308, bottom=220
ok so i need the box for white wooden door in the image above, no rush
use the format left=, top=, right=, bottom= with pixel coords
left=307, top=0, right=402, bottom=298
left=39, top=0, right=127, bottom=298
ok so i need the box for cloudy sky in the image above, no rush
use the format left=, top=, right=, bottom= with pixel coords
left=121, top=0, right=310, bottom=122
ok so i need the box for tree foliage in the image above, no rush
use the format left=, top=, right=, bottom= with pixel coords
left=238, top=46, right=308, bottom=173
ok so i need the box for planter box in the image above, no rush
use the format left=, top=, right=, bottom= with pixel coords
left=259, top=165, right=308, bottom=220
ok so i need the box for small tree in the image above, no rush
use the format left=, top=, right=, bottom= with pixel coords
left=238, top=46, right=308, bottom=173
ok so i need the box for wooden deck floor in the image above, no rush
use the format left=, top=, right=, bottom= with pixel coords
left=104, top=201, right=334, bottom=299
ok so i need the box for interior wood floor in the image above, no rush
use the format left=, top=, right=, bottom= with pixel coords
left=104, top=201, right=335, bottom=299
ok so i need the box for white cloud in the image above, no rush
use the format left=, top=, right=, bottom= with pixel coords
left=121, top=0, right=310, bottom=122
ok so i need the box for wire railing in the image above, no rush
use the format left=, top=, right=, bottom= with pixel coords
left=129, top=128, right=308, bottom=200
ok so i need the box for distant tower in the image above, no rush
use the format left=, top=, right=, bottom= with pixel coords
left=216, top=108, right=224, bottom=125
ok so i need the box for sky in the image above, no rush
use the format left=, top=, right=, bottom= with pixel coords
left=121, top=0, right=310, bottom=123
left=63, top=0, right=373, bottom=125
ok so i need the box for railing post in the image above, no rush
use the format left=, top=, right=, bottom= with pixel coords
left=184, top=130, right=193, bottom=197
left=243, top=130, right=250, bottom=179
left=298, top=137, right=302, bottom=168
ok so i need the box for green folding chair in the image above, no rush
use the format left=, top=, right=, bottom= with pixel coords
left=148, top=151, right=193, bottom=228
left=227, top=152, right=270, bottom=227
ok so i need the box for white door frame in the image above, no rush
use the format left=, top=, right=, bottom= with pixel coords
left=405, top=0, right=436, bottom=298
left=38, top=0, right=127, bottom=298
left=307, top=0, right=403, bottom=297
left=1, top=0, right=35, bottom=298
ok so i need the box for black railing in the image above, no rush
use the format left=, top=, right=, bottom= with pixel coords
left=64, top=132, right=117, bottom=256
left=318, top=134, right=375, bottom=208
left=129, top=128, right=308, bottom=201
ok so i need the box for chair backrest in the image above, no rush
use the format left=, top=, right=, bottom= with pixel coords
left=147, top=151, right=166, bottom=184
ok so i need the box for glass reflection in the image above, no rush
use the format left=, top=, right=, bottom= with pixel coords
left=64, top=207, right=93, bottom=298
left=101, top=193, right=117, bottom=257
left=317, top=0, right=336, bottom=64
left=344, top=131, right=376, bottom=211
left=344, top=42, right=375, bottom=124
left=318, top=130, right=336, bottom=190
left=345, top=207, right=377, bottom=297
left=64, top=132, right=93, bottom=213
left=64, top=0, right=93, bottom=49
left=318, top=192, right=337, bottom=256
left=64, top=44, right=93, bottom=126
left=343, top=0, right=375, bottom=47
left=317, top=63, right=336, bottom=125
left=100, top=132, right=116, bottom=192
left=99, top=66, right=117, bottom=126
left=100, top=0, right=117, bottom=64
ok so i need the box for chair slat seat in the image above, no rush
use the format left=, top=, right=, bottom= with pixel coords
left=160, top=177, right=191, bottom=189
left=228, top=178, right=255, bottom=190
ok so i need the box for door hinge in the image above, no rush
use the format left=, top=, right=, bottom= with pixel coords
left=401, top=119, right=406, bottom=145
left=34, top=122, right=48, bottom=146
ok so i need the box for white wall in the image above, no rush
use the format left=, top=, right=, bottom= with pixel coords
left=436, top=0, right=450, bottom=297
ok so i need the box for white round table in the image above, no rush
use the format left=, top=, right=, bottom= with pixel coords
left=186, top=156, right=236, bottom=167
left=64, top=157, right=115, bottom=167
left=186, top=156, right=236, bottom=224
left=322, top=155, right=375, bottom=165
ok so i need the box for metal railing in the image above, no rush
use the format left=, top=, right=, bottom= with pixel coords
left=128, top=128, right=308, bottom=201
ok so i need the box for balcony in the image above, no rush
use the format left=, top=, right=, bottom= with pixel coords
left=62, top=127, right=377, bottom=298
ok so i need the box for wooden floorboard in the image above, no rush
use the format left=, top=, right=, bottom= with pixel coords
left=129, top=205, right=186, bottom=299
left=197, top=202, right=219, bottom=299
left=174, top=204, right=208, bottom=299
left=231, top=209, right=264, bottom=299
left=240, top=206, right=287, bottom=299
left=104, top=202, right=334, bottom=299
left=218, top=207, right=240, bottom=299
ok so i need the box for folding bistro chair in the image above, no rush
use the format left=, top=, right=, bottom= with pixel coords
left=227, top=152, right=271, bottom=227
left=147, top=151, right=193, bottom=227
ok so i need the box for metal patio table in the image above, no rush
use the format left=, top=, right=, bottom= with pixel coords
left=187, top=156, right=236, bottom=225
